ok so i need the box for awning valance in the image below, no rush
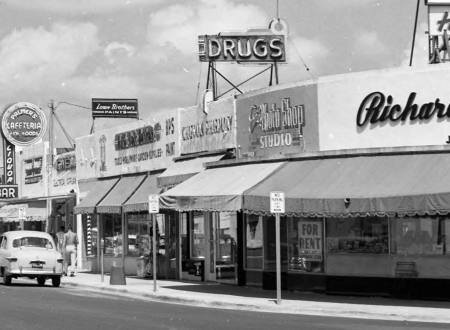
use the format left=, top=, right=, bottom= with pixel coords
left=242, top=153, right=450, bottom=217
left=157, top=154, right=224, bottom=188
left=74, top=178, right=119, bottom=214
left=160, top=162, right=284, bottom=212
left=96, top=175, right=147, bottom=214
left=123, top=175, right=160, bottom=213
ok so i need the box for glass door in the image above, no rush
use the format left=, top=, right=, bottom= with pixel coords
left=214, top=212, right=237, bottom=284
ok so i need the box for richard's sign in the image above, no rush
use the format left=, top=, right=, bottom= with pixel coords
left=198, top=33, right=286, bottom=63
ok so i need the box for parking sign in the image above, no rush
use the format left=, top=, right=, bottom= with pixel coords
left=270, top=191, right=285, bottom=213
left=148, top=194, right=159, bottom=214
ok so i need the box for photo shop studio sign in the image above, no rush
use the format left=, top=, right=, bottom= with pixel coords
left=0, top=102, right=47, bottom=198
left=92, top=98, right=138, bottom=119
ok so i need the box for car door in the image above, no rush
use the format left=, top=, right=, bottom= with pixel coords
left=0, top=235, right=7, bottom=268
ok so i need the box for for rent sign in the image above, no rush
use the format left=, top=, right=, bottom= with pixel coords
left=298, top=221, right=322, bottom=261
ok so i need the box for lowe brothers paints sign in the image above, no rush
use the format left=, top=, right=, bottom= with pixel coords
left=94, top=109, right=178, bottom=177
left=236, top=84, right=319, bottom=158
left=317, top=67, right=450, bottom=150
left=180, top=97, right=236, bottom=154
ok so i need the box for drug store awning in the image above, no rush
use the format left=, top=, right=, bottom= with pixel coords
left=123, top=174, right=161, bottom=213
left=96, top=174, right=147, bottom=214
left=242, top=152, right=450, bottom=217
left=157, top=154, right=225, bottom=188
left=160, top=162, right=284, bottom=212
left=74, top=178, right=119, bottom=214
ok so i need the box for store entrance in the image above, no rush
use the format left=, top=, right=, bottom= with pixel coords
left=213, top=212, right=238, bottom=284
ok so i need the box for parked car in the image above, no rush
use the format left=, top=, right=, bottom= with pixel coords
left=0, top=230, right=63, bottom=287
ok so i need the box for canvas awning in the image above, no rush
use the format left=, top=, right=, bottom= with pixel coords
left=96, top=175, right=147, bottom=214
left=160, top=162, right=284, bottom=212
left=242, top=153, right=450, bottom=217
left=74, top=178, right=119, bottom=214
left=123, top=175, right=160, bottom=213
left=157, top=154, right=224, bottom=188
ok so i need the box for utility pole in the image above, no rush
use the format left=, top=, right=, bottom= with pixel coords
left=46, top=100, right=55, bottom=233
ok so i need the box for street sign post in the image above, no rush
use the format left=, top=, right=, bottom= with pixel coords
left=149, top=194, right=159, bottom=292
left=270, top=191, right=285, bottom=305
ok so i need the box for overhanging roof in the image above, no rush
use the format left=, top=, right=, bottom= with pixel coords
left=243, top=152, right=450, bottom=217
left=160, top=162, right=284, bottom=212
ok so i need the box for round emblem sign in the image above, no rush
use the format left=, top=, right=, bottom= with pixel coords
left=1, top=102, right=47, bottom=146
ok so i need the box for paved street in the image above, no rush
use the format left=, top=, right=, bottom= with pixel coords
left=0, top=279, right=448, bottom=330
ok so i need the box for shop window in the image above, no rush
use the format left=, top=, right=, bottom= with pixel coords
left=326, top=217, right=388, bottom=254
left=127, top=213, right=151, bottom=257
left=391, top=217, right=444, bottom=255
left=191, top=212, right=206, bottom=259
left=103, top=214, right=122, bottom=256
left=287, top=218, right=324, bottom=273
left=245, top=214, right=263, bottom=270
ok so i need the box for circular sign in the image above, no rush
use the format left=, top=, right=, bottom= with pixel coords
left=1, top=102, right=47, bottom=146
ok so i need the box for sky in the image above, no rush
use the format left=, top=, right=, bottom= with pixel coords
left=0, top=0, right=431, bottom=147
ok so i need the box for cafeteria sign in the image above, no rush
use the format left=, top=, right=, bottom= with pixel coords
left=1, top=102, right=47, bottom=147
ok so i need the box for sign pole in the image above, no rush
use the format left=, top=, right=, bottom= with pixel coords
left=152, top=213, right=157, bottom=293
left=148, top=194, right=159, bottom=293
left=275, top=212, right=281, bottom=304
left=270, top=191, right=285, bottom=305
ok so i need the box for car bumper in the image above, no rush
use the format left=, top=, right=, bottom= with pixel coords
left=8, top=267, right=63, bottom=276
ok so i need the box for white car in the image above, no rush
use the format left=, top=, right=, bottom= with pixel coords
left=0, top=230, right=63, bottom=287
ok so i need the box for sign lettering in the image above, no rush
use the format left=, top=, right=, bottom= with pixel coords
left=92, top=98, right=138, bottom=118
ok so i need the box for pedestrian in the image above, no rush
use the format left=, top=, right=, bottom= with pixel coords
left=63, top=224, right=78, bottom=277
left=56, top=225, right=65, bottom=254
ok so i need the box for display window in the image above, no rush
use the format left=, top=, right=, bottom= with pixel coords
left=127, top=213, right=162, bottom=257
left=326, top=217, right=389, bottom=254
left=287, top=218, right=324, bottom=273
left=391, top=217, right=447, bottom=255
left=102, top=214, right=122, bottom=256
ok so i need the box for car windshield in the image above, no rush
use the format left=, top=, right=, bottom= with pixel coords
left=12, top=237, right=53, bottom=249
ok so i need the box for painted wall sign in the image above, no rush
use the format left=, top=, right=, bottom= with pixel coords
left=198, top=33, right=286, bottom=63
left=297, top=221, right=322, bottom=262
left=24, top=156, right=43, bottom=185
left=236, top=84, right=319, bottom=158
left=180, top=97, right=236, bottom=154
left=75, top=135, right=97, bottom=180
left=317, top=67, right=450, bottom=150
left=1, top=102, right=47, bottom=147
left=93, top=110, right=179, bottom=177
left=92, top=98, right=138, bottom=118
left=50, top=151, right=77, bottom=196
left=356, top=91, right=450, bottom=127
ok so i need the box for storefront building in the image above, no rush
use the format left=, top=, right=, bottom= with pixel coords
left=161, top=65, right=450, bottom=298
left=74, top=110, right=180, bottom=276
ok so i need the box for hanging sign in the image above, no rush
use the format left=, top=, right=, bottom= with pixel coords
left=1, top=102, right=47, bottom=147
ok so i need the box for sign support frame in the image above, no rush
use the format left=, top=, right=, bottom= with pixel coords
left=270, top=191, right=285, bottom=305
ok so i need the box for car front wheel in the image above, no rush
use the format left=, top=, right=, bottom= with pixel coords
left=3, top=272, right=11, bottom=286
left=52, top=276, right=61, bottom=288
left=37, top=277, right=46, bottom=286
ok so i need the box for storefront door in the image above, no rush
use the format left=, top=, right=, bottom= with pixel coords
left=214, top=212, right=237, bottom=284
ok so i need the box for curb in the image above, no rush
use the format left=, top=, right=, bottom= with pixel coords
left=61, top=281, right=450, bottom=323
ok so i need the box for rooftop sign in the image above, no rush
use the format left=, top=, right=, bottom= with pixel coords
left=198, top=33, right=286, bottom=63
left=92, top=98, right=138, bottom=119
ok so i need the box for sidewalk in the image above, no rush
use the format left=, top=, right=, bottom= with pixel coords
left=62, top=272, right=450, bottom=324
